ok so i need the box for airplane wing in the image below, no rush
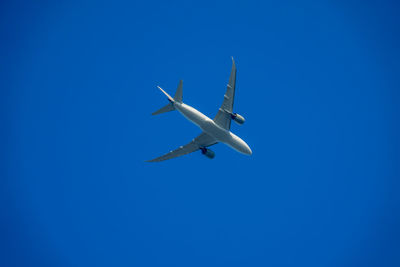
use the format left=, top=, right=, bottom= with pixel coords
left=213, top=57, right=236, bottom=130
left=146, top=132, right=217, bottom=162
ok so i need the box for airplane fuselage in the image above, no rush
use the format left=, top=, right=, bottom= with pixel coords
left=174, top=102, right=252, bottom=155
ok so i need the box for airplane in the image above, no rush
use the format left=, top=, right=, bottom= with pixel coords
left=147, top=58, right=252, bottom=162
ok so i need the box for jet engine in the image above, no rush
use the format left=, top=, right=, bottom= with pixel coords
left=200, top=147, right=215, bottom=159
left=231, top=113, right=245, bottom=125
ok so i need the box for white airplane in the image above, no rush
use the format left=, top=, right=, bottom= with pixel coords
left=147, top=58, right=252, bottom=162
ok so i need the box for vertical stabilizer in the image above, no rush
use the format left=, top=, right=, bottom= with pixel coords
left=157, top=86, right=174, bottom=102
left=152, top=80, right=182, bottom=115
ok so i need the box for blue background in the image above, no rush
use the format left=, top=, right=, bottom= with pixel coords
left=1, top=1, right=399, bottom=266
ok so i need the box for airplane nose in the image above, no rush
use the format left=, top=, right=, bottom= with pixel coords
left=231, top=133, right=252, bottom=155
left=245, top=144, right=252, bottom=155
left=247, top=146, right=252, bottom=155
left=240, top=140, right=252, bottom=155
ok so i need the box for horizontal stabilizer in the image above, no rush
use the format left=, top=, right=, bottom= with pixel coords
left=152, top=103, right=175, bottom=115
left=174, top=80, right=183, bottom=103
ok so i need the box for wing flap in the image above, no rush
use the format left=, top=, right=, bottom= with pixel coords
left=146, top=132, right=217, bottom=162
left=213, top=58, right=237, bottom=130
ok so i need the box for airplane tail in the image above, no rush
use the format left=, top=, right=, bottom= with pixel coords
left=174, top=80, right=183, bottom=103
left=152, top=103, right=175, bottom=115
left=152, top=80, right=183, bottom=115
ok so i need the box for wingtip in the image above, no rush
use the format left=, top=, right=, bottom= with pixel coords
left=231, top=57, right=236, bottom=68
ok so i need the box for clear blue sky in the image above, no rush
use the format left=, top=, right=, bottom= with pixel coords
left=1, top=1, right=399, bottom=266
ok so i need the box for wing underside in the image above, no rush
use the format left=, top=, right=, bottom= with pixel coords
left=146, top=132, right=217, bottom=162
left=213, top=58, right=236, bottom=130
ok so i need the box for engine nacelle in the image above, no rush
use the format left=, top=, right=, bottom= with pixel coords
left=200, top=147, right=215, bottom=159
left=231, top=113, right=245, bottom=125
